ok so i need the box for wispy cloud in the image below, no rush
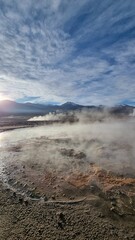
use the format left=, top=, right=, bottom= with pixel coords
left=0, top=0, right=135, bottom=105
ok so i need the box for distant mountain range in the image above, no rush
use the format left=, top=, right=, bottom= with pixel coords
left=0, top=100, right=134, bottom=116
left=0, top=100, right=85, bottom=115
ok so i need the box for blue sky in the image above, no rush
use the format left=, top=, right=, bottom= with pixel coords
left=0, top=0, right=135, bottom=105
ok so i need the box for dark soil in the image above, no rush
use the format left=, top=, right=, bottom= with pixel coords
left=1, top=181, right=135, bottom=240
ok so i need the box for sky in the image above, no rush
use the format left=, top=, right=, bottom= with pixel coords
left=0, top=0, right=135, bottom=106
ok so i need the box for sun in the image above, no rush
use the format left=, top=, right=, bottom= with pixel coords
left=0, top=93, right=10, bottom=101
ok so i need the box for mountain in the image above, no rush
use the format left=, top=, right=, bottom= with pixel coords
left=0, top=100, right=61, bottom=116
left=0, top=100, right=134, bottom=116
left=0, top=100, right=84, bottom=115
left=0, top=100, right=93, bottom=116
left=60, top=102, right=83, bottom=110
left=0, top=100, right=44, bottom=115
left=109, top=105, right=134, bottom=116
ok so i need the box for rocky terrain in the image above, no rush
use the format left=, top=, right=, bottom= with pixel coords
left=1, top=164, right=135, bottom=240
left=1, top=179, right=135, bottom=240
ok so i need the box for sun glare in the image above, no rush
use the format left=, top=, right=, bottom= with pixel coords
left=0, top=93, right=9, bottom=101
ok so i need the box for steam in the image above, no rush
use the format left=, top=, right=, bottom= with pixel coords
left=28, top=108, right=110, bottom=123
left=131, top=109, right=135, bottom=117
left=1, top=116, right=135, bottom=176
left=28, top=112, right=66, bottom=121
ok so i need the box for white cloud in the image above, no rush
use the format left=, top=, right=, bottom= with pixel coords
left=0, top=0, right=135, bottom=105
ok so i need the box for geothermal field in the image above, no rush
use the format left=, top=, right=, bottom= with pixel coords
left=0, top=112, right=135, bottom=240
